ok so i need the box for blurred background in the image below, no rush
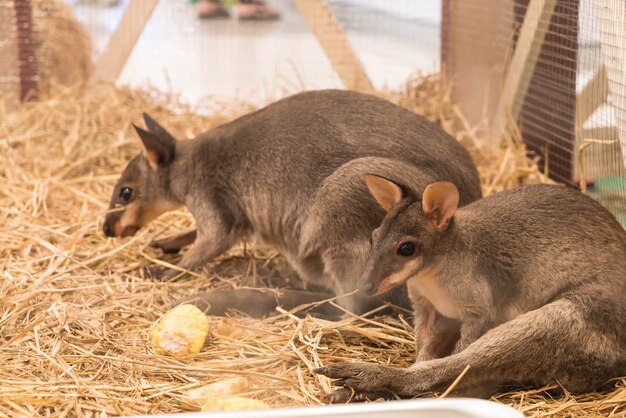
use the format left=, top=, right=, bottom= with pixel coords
left=72, top=0, right=441, bottom=104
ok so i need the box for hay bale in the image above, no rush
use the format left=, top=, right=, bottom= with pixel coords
left=0, top=0, right=92, bottom=106
left=0, top=79, right=623, bottom=417
left=33, top=0, right=93, bottom=90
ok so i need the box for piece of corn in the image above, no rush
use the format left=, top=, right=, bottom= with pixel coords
left=150, top=304, right=210, bottom=357
left=187, top=377, right=250, bottom=402
left=201, top=397, right=269, bottom=412
left=186, top=377, right=251, bottom=409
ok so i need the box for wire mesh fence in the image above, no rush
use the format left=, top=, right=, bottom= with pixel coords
left=577, top=0, right=626, bottom=226
left=442, top=0, right=626, bottom=226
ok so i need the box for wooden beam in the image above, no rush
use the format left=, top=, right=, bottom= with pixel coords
left=294, top=0, right=373, bottom=93
left=575, top=67, right=609, bottom=127
left=89, top=0, right=159, bottom=85
left=597, top=0, right=626, bottom=170
left=573, top=67, right=609, bottom=179
left=580, top=126, right=618, bottom=142
left=493, top=0, right=558, bottom=139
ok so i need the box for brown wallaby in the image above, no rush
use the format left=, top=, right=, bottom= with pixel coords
left=316, top=180, right=626, bottom=401
left=102, top=90, right=482, bottom=316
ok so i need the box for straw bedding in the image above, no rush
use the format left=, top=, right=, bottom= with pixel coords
left=1, top=79, right=624, bottom=417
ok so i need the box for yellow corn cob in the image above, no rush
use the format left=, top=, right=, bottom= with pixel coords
left=201, top=397, right=269, bottom=412
left=150, top=304, right=210, bottom=357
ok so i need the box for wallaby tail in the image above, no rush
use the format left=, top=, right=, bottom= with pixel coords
left=174, top=288, right=342, bottom=319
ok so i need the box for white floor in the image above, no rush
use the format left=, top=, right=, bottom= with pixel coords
left=72, top=0, right=441, bottom=106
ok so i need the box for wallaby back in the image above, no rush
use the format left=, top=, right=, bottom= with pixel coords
left=450, top=184, right=626, bottom=315
left=182, top=90, right=481, bottom=249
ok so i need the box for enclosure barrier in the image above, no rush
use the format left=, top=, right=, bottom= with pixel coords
left=443, top=0, right=625, bottom=225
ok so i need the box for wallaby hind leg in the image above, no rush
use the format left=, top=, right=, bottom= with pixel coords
left=175, top=288, right=341, bottom=319
left=150, top=230, right=197, bottom=254
left=316, top=298, right=625, bottom=401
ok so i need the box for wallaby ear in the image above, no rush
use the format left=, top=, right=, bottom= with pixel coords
left=422, top=182, right=459, bottom=231
left=143, top=112, right=177, bottom=144
left=364, top=175, right=403, bottom=212
left=132, top=119, right=176, bottom=171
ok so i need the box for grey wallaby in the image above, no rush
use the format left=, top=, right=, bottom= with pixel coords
left=102, top=90, right=482, bottom=316
left=316, top=180, right=626, bottom=400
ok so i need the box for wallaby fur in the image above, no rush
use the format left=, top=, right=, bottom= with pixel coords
left=316, top=181, right=626, bottom=400
left=103, top=90, right=482, bottom=315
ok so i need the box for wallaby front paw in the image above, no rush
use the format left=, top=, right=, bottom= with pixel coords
left=322, top=387, right=394, bottom=404
left=149, top=230, right=198, bottom=254
left=144, top=265, right=168, bottom=280
left=150, top=238, right=183, bottom=254
left=144, top=264, right=189, bottom=281
left=144, top=265, right=184, bottom=281
left=314, top=362, right=399, bottom=393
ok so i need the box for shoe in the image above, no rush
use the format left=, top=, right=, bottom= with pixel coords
left=237, top=1, right=280, bottom=21
left=198, top=0, right=230, bottom=19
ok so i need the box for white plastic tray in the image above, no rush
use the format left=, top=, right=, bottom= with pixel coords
left=146, top=398, right=524, bottom=418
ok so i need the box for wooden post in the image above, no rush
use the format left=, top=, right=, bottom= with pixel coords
left=89, top=0, right=159, bottom=85
left=492, top=0, right=557, bottom=140
left=13, top=0, right=37, bottom=100
left=441, top=0, right=515, bottom=144
left=294, top=0, right=373, bottom=93
left=0, top=0, right=20, bottom=108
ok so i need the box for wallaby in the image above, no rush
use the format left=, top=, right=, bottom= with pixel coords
left=316, top=180, right=626, bottom=401
left=102, top=90, right=482, bottom=316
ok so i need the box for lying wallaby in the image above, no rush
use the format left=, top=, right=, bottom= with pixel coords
left=316, top=180, right=626, bottom=400
left=102, top=90, right=482, bottom=315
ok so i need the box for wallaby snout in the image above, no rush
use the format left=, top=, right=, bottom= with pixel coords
left=359, top=257, right=421, bottom=296
left=102, top=222, right=114, bottom=237
left=102, top=210, right=140, bottom=238
left=358, top=254, right=410, bottom=296
left=358, top=270, right=378, bottom=296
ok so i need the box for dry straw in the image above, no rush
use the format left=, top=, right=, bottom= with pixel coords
left=1, top=77, right=624, bottom=417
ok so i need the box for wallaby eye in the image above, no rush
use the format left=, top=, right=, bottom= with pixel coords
left=119, top=187, right=134, bottom=204
left=397, top=242, right=416, bottom=257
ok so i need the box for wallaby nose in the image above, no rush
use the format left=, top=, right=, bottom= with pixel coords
left=359, top=276, right=377, bottom=296
left=103, top=222, right=114, bottom=237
